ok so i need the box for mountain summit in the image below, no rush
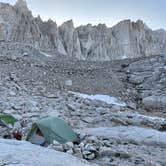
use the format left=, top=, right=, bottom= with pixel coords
left=14, top=0, right=29, bottom=13
left=0, top=1, right=166, bottom=60
left=15, top=0, right=27, bottom=7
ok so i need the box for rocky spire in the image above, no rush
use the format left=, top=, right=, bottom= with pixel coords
left=14, top=0, right=30, bottom=14
left=15, top=0, right=27, bottom=8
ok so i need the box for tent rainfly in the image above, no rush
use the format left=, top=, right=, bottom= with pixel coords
left=26, top=116, right=79, bottom=145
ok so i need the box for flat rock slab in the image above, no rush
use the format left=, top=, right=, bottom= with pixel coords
left=0, top=139, right=93, bottom=166
left=80, top=126, right=166, bottom=148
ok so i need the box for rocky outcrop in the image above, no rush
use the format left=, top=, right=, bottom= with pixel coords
left=0, top=139, right=92, bottom=166
left=143, top=96, right=166, bottom=110
left=124, top=55, right=166, bottom=108
left=80, top=126, right=166, bottom=148
left=0, top=0, right=166, bottom=61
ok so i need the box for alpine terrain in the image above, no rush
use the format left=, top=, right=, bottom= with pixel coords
left=0, top=0, right=166, bottom=166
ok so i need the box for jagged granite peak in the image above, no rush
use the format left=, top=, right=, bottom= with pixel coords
left=0, top=1, right=166, bottom=60
left=15, top=0, right=27, bottom=7
left=14, top=0, right=30, bottom=14
left=59, top=19, right=77, bottom=56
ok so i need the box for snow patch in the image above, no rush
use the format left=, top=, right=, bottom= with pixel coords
left=40, top=51, right=52, bottom=57
left=135, top=113, right=166, bottom=121
left=122, top=54, right=127, bottom=59
left=71, top=92, right=126, bottom=107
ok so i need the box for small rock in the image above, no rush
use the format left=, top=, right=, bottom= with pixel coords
left=82, top=151, right=96, bottom=160
left=83, top=144, right=97, bottom=152
left=159, top=123, right=166, bottom=131
left=53, top=140, right=61, bottom=146
left=66, top=149, right=74, bottom=155
left=65, top=80, right=73, bottom=86
left=48, top=144, right=63, bottom=152
left=79, top=142, right=85, bottom=148
left=12, top=114, right=22, bottom=120
left=127, top=102, right=137, bottom=110
left=9, top=91, right=16, bottom=96
left=73, top=147, right=82, bottom=158
left=100, top=147, right=130, bottom=158
left=63, top=142, right=74, bottom=151
left=134, top=157, right=145, bottom=164
left=81, top=117, right=94, bottom=123
left=23, top=52, right=29, bottom=57
left=3, top=110, right=15, bottom=114
left=66, top=104, right=77, bottom=112
left=66, top=142, right=74, bottom=149
left=111, top=117, right=128, bottom=126
left=111, top=105, right=122, bottom=112
left=86, top=136, right=98, bottom=143
left=13, top=122, right=21, bottom=129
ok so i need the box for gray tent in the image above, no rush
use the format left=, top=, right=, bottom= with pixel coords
left=26, top=116, right=79, bottom=145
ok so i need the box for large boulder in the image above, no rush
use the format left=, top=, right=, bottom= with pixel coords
left=0, top=139, right=93, bottom=166
left=143, top=96, right=166, bottom=110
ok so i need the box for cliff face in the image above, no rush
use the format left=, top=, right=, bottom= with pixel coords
left=0, top=0, right=166, bottom=61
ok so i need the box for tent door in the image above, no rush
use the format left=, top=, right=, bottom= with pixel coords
left=28, top=128, right=45, bottom=145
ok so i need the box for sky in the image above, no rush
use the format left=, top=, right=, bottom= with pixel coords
left=1, top=0, right=166, bottom=30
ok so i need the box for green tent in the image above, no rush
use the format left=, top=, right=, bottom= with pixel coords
left=26, top=116, right=79, bottom=144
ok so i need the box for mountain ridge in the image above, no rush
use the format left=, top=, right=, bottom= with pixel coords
left=0, top=0, right=166, bottom=60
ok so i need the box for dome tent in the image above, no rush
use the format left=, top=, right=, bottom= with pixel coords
left=26, top=116, right=79, bottom=145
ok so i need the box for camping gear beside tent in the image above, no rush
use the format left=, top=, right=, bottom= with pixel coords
left=26, top=116, right=79, bottom=145
left=0, top=114, right=17, bottom=126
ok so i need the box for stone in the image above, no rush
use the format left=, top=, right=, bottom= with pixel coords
left=111, top=117, right=129, bottom=126
left=65, top=142, right=74, bottom=149
left=111, top=105, right=122, bottom=112
left=66, top=104, right=77, bottom=112
left=129, top=75, right=145, bottom=84
left=81, top=117, right=94, bottom=124
left=48, top=144, right=64, bottom=152
left=23, top=52, right=29, bottom=57
left=53, top=140, right=61, bottom=146
left=13, top=121, right=21, bottom=129
left=86, top=136, right=98, bottom=143
left=66, top=149, right=74, bottom=155
left=99, top=147, right=130, bottom=158
left=79, top=142, right=85, bottom=149
left=74, top=147, right=83, bottom=158
left=127, top=102, right=137, bottom=110
left=12, top=114, right=22, bottom=120
left=83, top=144, right=97, bottom=152
left=65, top=80, right=73, bottom=86
left=9, top=91, right=16, bottom=96
left=143, top=96, right=166, bottom=110
left=82, top=151, right=96, bottom=160
left=63, top=142, right=74, bottom=151
left=3, top=110, right=15, bottom=114
left=134, top=157, right=145, bottom=164
left=159, top=123, right=166, bottom=131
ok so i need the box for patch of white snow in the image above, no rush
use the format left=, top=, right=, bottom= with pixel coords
left=71, top=92, right=126, bottom=107
left=40, top=51, right=52, bottom=57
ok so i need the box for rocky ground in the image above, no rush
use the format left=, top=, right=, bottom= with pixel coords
left=0, top=43, right=166, bottom=166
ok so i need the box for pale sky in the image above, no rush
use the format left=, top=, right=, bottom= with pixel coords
left=1, top=0, right=166, bottom=30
